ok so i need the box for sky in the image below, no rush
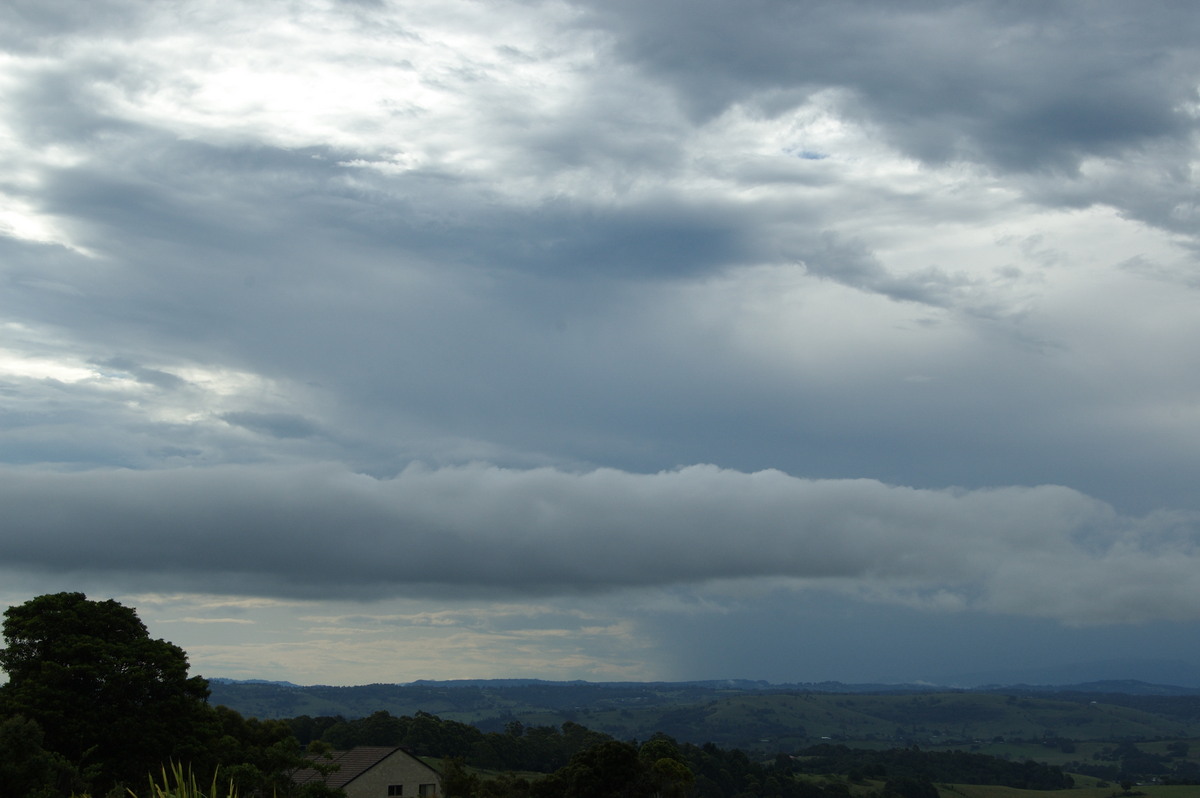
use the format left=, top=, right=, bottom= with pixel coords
left=2, top=0, right=1200, bottom=688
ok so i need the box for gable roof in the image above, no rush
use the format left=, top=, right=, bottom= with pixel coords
left=292, top=746, right=438, bottom=789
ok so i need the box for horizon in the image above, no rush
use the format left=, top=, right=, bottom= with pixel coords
left=3, top=1, right=1200, bottom=688
left=203, top=673, right=1200, bottom=691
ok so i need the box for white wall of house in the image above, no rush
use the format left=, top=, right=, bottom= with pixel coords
left=343, top=750, right=441, bottom=798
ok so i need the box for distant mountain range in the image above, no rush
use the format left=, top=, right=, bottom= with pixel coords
left=940, top=658, right=1200, bottom=689
left=208, top=676, right=1200, bottom=695
left=209, top=654, right=1200, bottom=694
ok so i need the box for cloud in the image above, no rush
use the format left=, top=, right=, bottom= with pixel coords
left=184, top=614, right=655, bottom=683
left=2, top=462, right=1197, bottom=625
left=221, top=411, right=321, bottom=440
left=573, top=1, right=1200, bottom=172
left=1, top=0, right=1199, bottom=684
left=571, top=0, right=1200, bottom=267
left=158, top=617, right=256, bottom=625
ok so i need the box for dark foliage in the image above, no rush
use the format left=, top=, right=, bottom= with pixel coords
left=310, top=710, right=612, bottom=773
left=0, top=715, right=83, bottom=798
left=0, top=593, right=332, bottom=798
left=297, top=710, right=860, bottom=798
left=0, top=592, right=215, bottom=794
left=884, top=776, right=940, bottom=798
left=1067, top=739, right=1198, bottom=785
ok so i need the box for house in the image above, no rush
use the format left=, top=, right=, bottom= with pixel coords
left=292, top=746, right=442, bottom=798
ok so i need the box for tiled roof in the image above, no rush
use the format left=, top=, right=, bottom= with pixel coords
left=292, top=746, right=403, bottom=788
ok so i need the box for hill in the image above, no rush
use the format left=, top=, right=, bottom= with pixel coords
left=206, top=679, right=1200, bottom=756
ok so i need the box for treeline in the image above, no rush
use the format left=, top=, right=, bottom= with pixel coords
left=0, top=696, right=341, bottom=798
left=1065, top=740, right=1200, bottom=785
left=290, top=712, right=612, bottom=772
left=443, top=736, right=849, bottom=798
left=279, top=709, right=1079, bottom=798
left=793, top=744, right=1074, bottom=790
left=289, top=709, right=853, bottom=798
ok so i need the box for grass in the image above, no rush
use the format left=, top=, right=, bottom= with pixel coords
left=139, top=762, right=239, bottom=798
left=72, top=763, right=240, bottom=798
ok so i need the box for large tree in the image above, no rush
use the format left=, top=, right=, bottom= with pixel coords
left=0, top=592, right=215, bottom=793
left=0, top=715, right=81, bottom=798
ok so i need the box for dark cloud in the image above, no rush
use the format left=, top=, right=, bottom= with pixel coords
left=795, top=232, right=984, bottom=309
left=309, top=186, right=751, bottom=281
left=1, top=0, right=1198, bottom=683
left=96, top=357, right=187, bottom=390
left=573, top=1, right=1200, bottom=174
left=0, top=0, right=144, bottom=50
left=2, top=462, right=1198, bottom=625
left=641, top=591, right=1200, bottom=685
left=221, top=412, right=321, bottom=439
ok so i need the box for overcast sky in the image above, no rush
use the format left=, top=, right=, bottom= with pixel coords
left=3, top=0, right=1200, bottom=688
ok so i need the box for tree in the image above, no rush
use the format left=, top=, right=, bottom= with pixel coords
left=559, top=740, right=650, bottom=798
left=884, top=776, right=940, bottom=798
left=0, top=592, right=215, bottom=794
left=647, top=758, right=694, bottom=798
left=0, top=715, right=82, bottom=798
left=210, top=705, right=330, bottom=797
left=439, top=757, right=479, bottom=798
left=639, top=733, right=684, bottom=766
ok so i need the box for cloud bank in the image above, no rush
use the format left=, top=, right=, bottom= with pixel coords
left=5, top=463, right=1198, bottom=626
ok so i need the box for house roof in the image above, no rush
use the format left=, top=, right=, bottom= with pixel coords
left=292, top=746, right=438, bottom=789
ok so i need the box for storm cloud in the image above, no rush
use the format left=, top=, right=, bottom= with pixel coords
left=5, top=463, right=1199, bottom=628
left=2, top=0, right=1199, bottom=684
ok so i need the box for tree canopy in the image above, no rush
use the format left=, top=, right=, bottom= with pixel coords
left=0, top=592, right=214, bottom=792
